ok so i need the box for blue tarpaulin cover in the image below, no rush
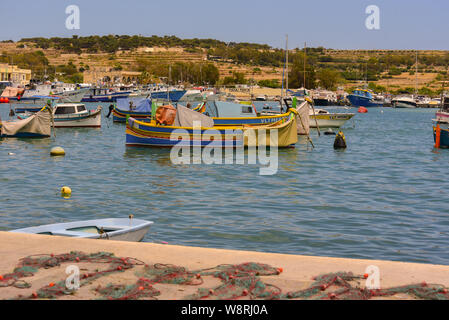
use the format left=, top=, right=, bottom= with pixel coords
left=116, top=98, right=152, bottom=113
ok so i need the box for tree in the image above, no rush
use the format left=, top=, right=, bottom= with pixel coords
left=316, top=68, right=343, bottom=90
left=288, top=54, right=316, bottom=89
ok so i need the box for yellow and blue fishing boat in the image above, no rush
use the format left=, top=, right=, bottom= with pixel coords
left=126, top=105, right=298, bottom=148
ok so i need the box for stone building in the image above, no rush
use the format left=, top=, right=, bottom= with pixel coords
left=83, top=67, right=141, bottom=85
left=0, top=63, right=32, bottom=85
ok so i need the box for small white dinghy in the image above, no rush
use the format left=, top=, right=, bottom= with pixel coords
left=10, top=218, right=153, bottom=242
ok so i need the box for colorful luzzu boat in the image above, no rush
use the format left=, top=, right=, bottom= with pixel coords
left=112, top=98, right=152, bottom=122
left=433, top=96, right=449, bottom=148
left=126, top=104, right=298, bottom=148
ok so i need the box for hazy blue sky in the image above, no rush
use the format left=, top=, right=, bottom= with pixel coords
left=0, top=0, right=448, bottom=49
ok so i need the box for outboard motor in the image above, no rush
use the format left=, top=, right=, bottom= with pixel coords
left=106, top=104, right=114, bottom=118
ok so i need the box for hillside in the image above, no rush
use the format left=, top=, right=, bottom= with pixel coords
left=1, top=36, right=448, bottom=95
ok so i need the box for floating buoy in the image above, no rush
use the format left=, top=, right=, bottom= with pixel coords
left=3, top=97, right=9, bottom=103
left=50, top=147, right=65, bottom=156
left=8, top=152, right=15, bottom=156
left=61, top=186, right=72, bottom=198
left=358, top=107, right=368, bottom=113
left=334, top=131, right=347, bottom=149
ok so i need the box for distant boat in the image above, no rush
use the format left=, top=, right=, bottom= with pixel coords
left=0, top=106, right=52, bottom=138
left=309, top=108, right=355, bottom=128
left=81, top=88, right=130, bottom=102
left=10, top=218, right=153, bottom=242
left=19, top=103, right=102, bottom=128
left=347, top=89, right=383, bottom=108
left=150, top=89, right=187, bottom=102
left=392, top=96, right=417, bottom=108
left=433, top=95, right=449, bottom=148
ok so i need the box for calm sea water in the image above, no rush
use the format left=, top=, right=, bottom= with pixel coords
left=1, top=103, right=448, bottom=265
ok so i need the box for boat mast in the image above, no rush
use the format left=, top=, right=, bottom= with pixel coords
left=286, top=34, right=289, bottom=95
left=304, top=42, right=306, bottom=89
left=415, top=50, right=418, bottom=97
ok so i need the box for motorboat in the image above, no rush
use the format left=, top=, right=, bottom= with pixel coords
left=309, top=108, right=355, bottom=128
left=392, top=96, right=417, bottom=108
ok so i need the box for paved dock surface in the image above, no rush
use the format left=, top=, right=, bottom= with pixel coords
left=1, top=231, right=448, bottom=300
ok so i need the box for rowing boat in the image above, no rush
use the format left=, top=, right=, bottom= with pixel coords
left=10, top=218, right=153, bottom=242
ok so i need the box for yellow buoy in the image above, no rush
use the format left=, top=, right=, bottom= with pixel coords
left=50, top=147, right=65, bottom=156
left=61, top=186, right=72, bottom=198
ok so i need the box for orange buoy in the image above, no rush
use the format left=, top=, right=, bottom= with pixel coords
left=435, top=125, right=441, bottom=149
left=358, top=107, right=368, bottom=113
left=363, top=273, right=369, bottom=279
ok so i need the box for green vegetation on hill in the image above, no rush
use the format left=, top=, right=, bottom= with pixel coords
left=3, top=35, right=449, bottom=92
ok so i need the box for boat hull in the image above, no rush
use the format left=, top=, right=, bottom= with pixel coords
left=393, top=101, right=417, bottom=108
left=310, top=113, right=354, bottom=128
left=434, top=123, right=449, bottom=148
left=150, top=90, right=186, bottom=102
left=81, top=93, right=130, bottom=102
left=112, top=107, right=151, bottom=123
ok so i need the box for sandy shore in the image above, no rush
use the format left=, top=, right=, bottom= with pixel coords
left=1, top=231, right=448, bottom=300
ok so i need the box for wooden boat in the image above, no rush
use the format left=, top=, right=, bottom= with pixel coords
left=20, top=103, right=102, bottom=128
left=126, top=104, right=298, bottom=148
left=309, top=108, right=355, bottom=128
left=52, top=103, right=102, bottom=128
left=112, top=98, right=152, bottom=122
left=0, top=106, right=53, bottom=138
left=10, top=218, right=153, bottom=242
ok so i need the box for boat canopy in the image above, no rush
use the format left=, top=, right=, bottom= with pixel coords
left=1, top=107, right=52, bottom=137
left=207, top=101, right=257, bottom=118
left=174, top=104, right=214, bottom=127
left=116, top=98, right=152, bottom=112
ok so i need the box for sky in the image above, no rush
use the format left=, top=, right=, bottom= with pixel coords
left=0, top=0, right=448, bottom=50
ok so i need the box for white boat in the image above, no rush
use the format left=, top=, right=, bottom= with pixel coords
left=309, top=108, right=355, bottom=128
left=10, top=218, right=153, bottom=242
left=53, top=103, right=102, bottom=128
left=392, top=96, right=417, bottom=108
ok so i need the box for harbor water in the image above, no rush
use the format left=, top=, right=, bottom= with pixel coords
left=1, top=104, right=448, bottom=265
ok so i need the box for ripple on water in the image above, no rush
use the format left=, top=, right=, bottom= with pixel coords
left=0, top=105, right=448, bottom=265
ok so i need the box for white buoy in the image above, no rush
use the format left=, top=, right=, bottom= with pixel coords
left=50, top=147, right=65, bottom=156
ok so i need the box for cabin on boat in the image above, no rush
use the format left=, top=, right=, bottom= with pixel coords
left=54, top=103, right=88, bottom=115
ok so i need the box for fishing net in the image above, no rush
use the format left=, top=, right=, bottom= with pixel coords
left=95, top=278, right=161, bottom=300
left=0, top=251, right=145, bottom=299
left=2, top=252, right=449, bottom=300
